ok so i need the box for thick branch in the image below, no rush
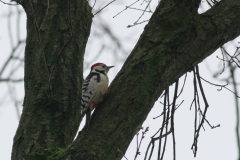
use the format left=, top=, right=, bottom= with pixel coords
left=63, top=0, right=240, bottom=159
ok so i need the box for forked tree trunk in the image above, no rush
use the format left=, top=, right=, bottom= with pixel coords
left=11, top=0, right=240, bottom=160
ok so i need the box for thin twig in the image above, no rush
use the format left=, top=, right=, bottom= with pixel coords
left=157, top=89, right=168, bottom=160
left=16, top=5, right=21, bottom=42
left=171, top=80, right=179, bottom=160
left=134, top=127, right=149, bottom=160
left=177, top=73, right=187, bottom=98
left=128, top=7, right=153, bottom=13
left=134, top=0, right=152, bottom=24
left=200, top=77, right=240, bottom=98
left=92, top=0, right=96, bottom=9
left=192, top=67, right=198, bottom=156
left=0, top=40, right=24, bottom=78
left=7, top=83, right=21, bottom=119
left=160, top=90, right=171, bottom=160
left=221, top=47, right=240, bottom=67
left=148, top=140, right=155, bottom=160
left=191, top=65, right=210, bottom=157
left=0, top=78, right=23, bottom=82
left=198, top=109, right=220, bottom=129
left=113, top=0, right=140, bottom=18
left=127, top=20, right=149, bottom=28
left=0, top=0, right=19, bottom=5
left=228, top=61, right=240, bottom=159
left=117, top=149, right=129, bottom=160
left=93, top=0, right=117, bottom=16
left=217, top=47, right=226, bottom=74
left=7, top=6, right=14, bottom=48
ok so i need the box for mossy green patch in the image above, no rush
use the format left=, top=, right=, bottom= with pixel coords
left=26, top=145, right=70, bottom=160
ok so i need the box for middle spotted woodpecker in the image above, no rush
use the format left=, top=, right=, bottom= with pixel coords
left=81, top=63, right=114, bottom=129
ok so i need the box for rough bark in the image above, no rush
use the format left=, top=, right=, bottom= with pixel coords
left=11, top=0, right=240, bottom=160
left=63, top=0, right=240, bottom=160
left=11, top=0, right=92, bottom=160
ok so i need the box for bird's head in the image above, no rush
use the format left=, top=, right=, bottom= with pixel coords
left=91, top=63, right=114, bottom=74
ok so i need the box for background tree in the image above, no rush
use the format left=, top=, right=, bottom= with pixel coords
left=0, top=0, right=240, bottom=159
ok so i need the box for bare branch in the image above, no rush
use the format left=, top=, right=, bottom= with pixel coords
left=0, top=78, right=23, bottom=82
left=113, top=0, right=140, bottom=18
left=228, top=60, right=240, bottom=158
left=94, top=0, right=117, bottom=16
left=170, top=80, right=179, bottom=160
left=200, top=77, right=240, bottom=98
left=191, top=65, right=210, bottom=157
left=0, top=0, right=19, bottom=5
left=0, top=40, right=24, bottom=78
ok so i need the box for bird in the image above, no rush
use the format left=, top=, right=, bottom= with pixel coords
left=81, top=63, right=114, bottom=130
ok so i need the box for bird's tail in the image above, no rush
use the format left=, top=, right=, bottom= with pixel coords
left=81, top=107, right=91, bottom=131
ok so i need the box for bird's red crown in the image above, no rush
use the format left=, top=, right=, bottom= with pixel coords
left=91, top=63, right=104, bottom=70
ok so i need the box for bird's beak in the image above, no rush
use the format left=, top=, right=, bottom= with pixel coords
left=108, top=66, right=114, bottom=69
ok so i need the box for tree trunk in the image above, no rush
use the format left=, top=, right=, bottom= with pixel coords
left=11, top=0, right=240, bottom=160
left=11, top=0, right=92, bottom=159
